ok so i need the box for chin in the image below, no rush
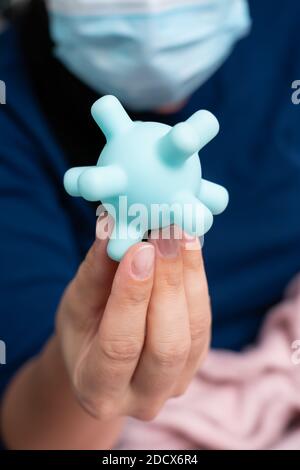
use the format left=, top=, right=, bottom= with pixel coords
left=156, top=99, right=188, bottom=114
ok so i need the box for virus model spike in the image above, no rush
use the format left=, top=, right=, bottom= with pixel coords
left=91, top=95, right=133, bottom=140
left=64, top=167, right=92, bottom=197
left=198, top=179, right=229, bottom=216
left=77, top=166, right=127, bottom=202
left=187, top=109, right=220, bottom=151
left=63, top=95, right=229, bottom=261
left=159, top=122, right=202, bottom=165
left=107, top=223, right=147, bottom=262
left=172, top=191, right=214, bottom=237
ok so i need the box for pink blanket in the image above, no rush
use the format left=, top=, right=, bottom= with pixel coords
left=117, top=276, right=300, bottom=450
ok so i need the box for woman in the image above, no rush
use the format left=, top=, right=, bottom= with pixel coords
left=0, top=0, right=300, bottom=449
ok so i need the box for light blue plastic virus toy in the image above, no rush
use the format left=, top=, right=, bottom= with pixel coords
left=64, top=95, right=229, bottom=261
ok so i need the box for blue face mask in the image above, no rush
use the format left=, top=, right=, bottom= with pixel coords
left=47, top=0, right=251, bottom=111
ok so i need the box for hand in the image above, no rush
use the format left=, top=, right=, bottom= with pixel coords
left=56, top=216, right=211, bottom=421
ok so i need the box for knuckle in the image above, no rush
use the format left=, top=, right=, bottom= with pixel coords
left=124, top=287, right=150, bottom=305
left=74, top=382, right=120, bottom=420
left=151, top=341, right=190, bottom=367
left=94, top=401, right=118, bottom=421
left=191, top=320, right=210, bottom=342
left=191, top=312, right=212, bottom=342
left=163, top=269, right=182, bottom=289
left=184, top=253, right=203, bottom=271
left=132, top=406, right=161, bottom=422
left=71, top=389, right=103, bottom=419
left=112, top=283, right=150, bottom=306
left=100, top=337, right=142, bottom=363
left=83, top=399, right=117, bottom=421
left=190, top=326, right=204, bottom=343
left=172, top=383, right=189, bottom=398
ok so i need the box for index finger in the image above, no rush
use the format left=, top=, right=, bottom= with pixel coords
left=83, top=242, right=155, bottom=408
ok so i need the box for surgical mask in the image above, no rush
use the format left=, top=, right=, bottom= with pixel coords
left=47, top=0, right=251, bottom=111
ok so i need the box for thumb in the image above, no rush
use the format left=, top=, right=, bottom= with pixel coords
left=66, top=214, right=117, bottom=318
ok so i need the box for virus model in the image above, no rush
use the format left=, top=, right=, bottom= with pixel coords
left=64, top=95, right=229, bottom=261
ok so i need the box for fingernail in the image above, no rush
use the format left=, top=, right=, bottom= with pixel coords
left=131, top=245, right=155, bottom=280
left=156, top=237, right=180, bottom=258
left=182, top=231, right=197, bottom=242
left=181, top=231, right=201, bottom=251
left=96, top=214, right=114, bottom=241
